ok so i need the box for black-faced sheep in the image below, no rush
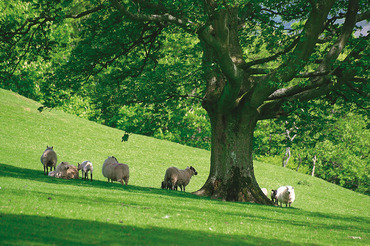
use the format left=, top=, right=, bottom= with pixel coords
left=49, top=162, right=79, bottom=179
left=40, top=146, right=57, bottom=175
left=276, top=186, right=295, bottom=207
left=77, top=161, right=93, bottom=181
left=102, top=156, right=129, bottom=185
left=271, top=189, right=278, bottom=205
left=163, top=166, right=197, bottom=192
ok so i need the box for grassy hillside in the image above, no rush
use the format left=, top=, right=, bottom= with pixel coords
left=0, top=88, right=369, bottom=245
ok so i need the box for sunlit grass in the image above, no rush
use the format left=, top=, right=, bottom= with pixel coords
left=0, top=88, right=369, bottom=245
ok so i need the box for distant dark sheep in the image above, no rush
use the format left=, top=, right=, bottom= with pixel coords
left=271, top=189, right=278, bottom=205
left=163, top=166, right=197, bottom=192
left=40, top=146, right=57, bottom=175
left=161, top=180, right=178, bottom=190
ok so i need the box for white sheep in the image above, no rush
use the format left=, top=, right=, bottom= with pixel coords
left=77, top=161, right=93, bottom=181
left=40, top=146, right=57, bottom=175
left=261, top=188, right=268, bottom=196
left=52, top=162, right=79, bottom=179
left=276, top=186, right=295, bottom=207
left=163, top=166, right=197, bottom=192
left=102, top=156, right=129, bottom=185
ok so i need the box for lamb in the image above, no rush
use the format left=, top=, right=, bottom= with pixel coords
left=271, top=189, right=278, bottom=205
left=50, top=162, right=79, bottom=179
left=77, top=161, right=93, bottom=181
left=102, top=156, right=129, bottom=185
left=161, top=180, right=178, bottom=190
left=163, top=166, right=197, bottom=192
left=40, top=146, right=57, bottom=175
left=276, top=186, right=295, bottom=207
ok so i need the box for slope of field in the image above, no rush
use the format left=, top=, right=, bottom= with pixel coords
left=0, top=88, right=369, bottom=245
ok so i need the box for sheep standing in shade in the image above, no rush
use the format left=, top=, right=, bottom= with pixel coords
left=276, top=186, right=295, bottom=207
left=161, top=180, right=178, bottom=190
left=102, top=156, right=129, bottom=185
left=78, top=161, right=93, bottom=181
left=271, top=189, right=278, bottom=205
left=40, top=146, right=57, bottom=175
left=50, top=162, right=79, bottom=179
left=163, top=166, right=197, bottom=192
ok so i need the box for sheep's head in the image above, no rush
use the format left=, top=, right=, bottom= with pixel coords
left=109, top=156, right=118, bottom=162
left=190, top=166, right=198, bottom=175
left=271, top=189, right=277, bottom=197
left=286, top=186, right=294, bottom=195
left=77, top=163, right=81, bottom=170
left=60, top=162, right=70, bottom=170
left=46, top=146, right=53, bottom=150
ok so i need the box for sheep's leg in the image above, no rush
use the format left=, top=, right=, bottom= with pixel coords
left=90, top=172, right=93, bottom=181
left=43, top=165, right=46, bottom=175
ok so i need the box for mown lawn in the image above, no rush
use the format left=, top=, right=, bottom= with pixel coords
left=0, top=88, right=369, bottom=245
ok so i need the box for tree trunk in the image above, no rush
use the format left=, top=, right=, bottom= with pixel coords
left=296, top=154, right=302, bottom=172
left=194, top=106, right=272, bottom=205
left=312, top=155, right=317, bottom=176
left=282, top=147, right=291, bottom=168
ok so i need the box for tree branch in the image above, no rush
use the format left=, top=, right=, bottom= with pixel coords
left=243, top=37, right=300, bottom=68
left=268, top=0, right=360, bottom=101
left=249, top=0, right=336, bottom=109
left=108, top=0, right=196, bottom=32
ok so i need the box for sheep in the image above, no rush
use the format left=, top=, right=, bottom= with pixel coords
left=52, top=162, right=79, bottom=179
left=161, top=180, right=178, bottom=190
left=261, top=188, right=268, bottom=196
left=102, top=156, right=129, bottom=185
left=271, top=189, right=278, bottom=205
left=40, top=146, right=57, bottom=175
left=77, top=161, right=93, bottom=181
left=163, top=166, right=197, bottom=192
left=276, top=186, right=295, bottom=207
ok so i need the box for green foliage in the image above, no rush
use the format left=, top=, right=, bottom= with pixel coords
left=314, top=113, right=369, bottom=194
left=1, top=88, right=370, bottom=245
left=254, top=99, right=369, bottom=195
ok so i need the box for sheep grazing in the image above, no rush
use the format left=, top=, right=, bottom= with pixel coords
left=102, top=156, right=130, bottom=185
left=271, top=189, right=278, bottom=205
left=276, top=186, right=295, bottom=207
left=40, top=146, right=57, bottom=175
left=50, top=162, right=79, bottom=179
left=161, top=180, right=178, bottom=190
left=163, top=166, right=197, bottom=192
left=77, top=161, right=93, bottom=181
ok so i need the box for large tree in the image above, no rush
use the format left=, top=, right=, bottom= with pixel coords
left=1, top=0, right=368, bottom=203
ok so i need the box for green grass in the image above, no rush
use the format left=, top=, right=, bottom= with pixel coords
left=0, top=88, right=369, bottom=245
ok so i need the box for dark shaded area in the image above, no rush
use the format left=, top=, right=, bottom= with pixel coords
left=0, top=213, right=298, bottom=246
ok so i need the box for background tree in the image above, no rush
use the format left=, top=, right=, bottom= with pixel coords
left=1, top=0, right=368, bottom=203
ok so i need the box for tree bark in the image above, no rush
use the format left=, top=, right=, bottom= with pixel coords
left=194, top=105, right=272, bottom=204
left=312, top=155, right=317, bottom=176
left=282, top=147, right=291, bottom=168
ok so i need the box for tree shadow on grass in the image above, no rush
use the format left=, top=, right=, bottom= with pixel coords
left=0, top=213, right=299, bottom=246
left=0, top=162, right=198, bottom=200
